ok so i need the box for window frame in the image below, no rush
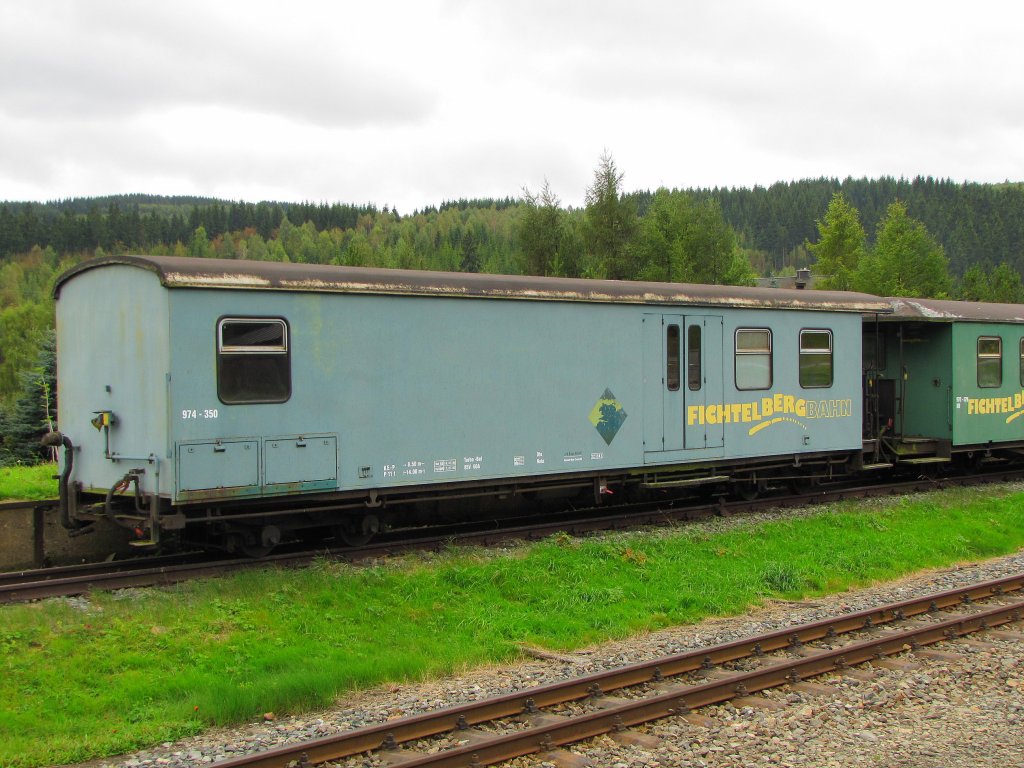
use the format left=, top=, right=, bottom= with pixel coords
left=799, top=328, right=834, bottom=389
left=1019, top=337, right=1024, bottom=388
left=687, top=323, right=702, bottom=391
left=666, top=323, right=680, bottom=392
left=216, top=316, right=292, bottom=405
left=977, top=335, right=1002, bottom=389
left=734, top=327, right=773, bottom=391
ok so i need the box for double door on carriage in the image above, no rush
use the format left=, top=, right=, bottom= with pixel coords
left=642, top=313, right=724, bottom=461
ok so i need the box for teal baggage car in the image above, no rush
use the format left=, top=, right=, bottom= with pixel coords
left=51, top=256, right=888, bottom=552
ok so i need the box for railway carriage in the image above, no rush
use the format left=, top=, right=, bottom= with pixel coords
left=51, top=256, right=888, bottom=552
left=864, top=298, right=1024, bottom=465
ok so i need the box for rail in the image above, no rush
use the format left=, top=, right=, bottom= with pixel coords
left=4, top=468, right=1024, bottom=603
left=207, top=573, right=1024, bottom=767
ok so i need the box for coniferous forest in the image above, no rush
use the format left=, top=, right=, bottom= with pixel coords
left=2, top=158, right=1024, bottom=464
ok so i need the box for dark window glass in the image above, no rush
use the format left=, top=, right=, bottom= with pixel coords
left=735, top=328, right=772, bottom=390
left=218, top=318, right=291, bottom=404
left=666, top=324, right=680, bottom=391
left=221, top=321, right=287, bottom=350
left=978, top=336, right=1002, bottom=388
left=800, top=329, right=833, bottom=388
left=1020, top=338, right=1024, bottom=388
left=687, top=324, right=702, bottom=391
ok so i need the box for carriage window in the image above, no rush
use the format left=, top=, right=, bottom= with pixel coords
left=687, top=324, right=702, bottom=391
left=217, top=318, right=291, bottom=404
left=1019, top=338, right=1024, bottom=388
left=800, top=329, right=833, bottom=388
left=666, top=324, right=680, bottom=391
left=978, top=336, right=1001, bottom=388
left=735, top=328, right=772, bottom=390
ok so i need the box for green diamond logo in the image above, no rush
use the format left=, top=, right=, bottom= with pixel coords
left=589, top=388, right=627, bottom=445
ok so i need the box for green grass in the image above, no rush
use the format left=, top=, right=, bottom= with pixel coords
left=2, top=484, right=1024, bottom=766
left=0, top=463, right=57, bottom=501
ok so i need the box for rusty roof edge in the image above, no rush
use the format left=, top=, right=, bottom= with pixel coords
left=54, top=254, right=892, bottom=313
left=171, top=273, right=889, bottom=312
left=880, top=297, right=1024, bottom=323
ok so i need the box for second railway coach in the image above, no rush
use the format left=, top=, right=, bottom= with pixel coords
left=864, top=297, right=1024, bottom=464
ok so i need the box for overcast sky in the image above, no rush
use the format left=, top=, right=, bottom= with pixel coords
left=2, top=1, right=1022, bottom=213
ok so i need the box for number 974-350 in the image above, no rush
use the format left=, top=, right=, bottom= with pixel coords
left=181, top=409, right=219, bottom=420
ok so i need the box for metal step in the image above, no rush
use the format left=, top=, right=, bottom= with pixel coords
left=899, top=456, right=951, bottom=465
left=860, top=463, right=894, bottom=470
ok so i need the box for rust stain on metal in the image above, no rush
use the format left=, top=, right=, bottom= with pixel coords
left=886, top=297, right=1024, bottom=323
left=55, top=255, right=893, bottom=314
left=164, top=271, right=273, bottom=289
left=177, top=485, right=259, bottom=503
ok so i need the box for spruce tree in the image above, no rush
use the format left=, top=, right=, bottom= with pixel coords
left=855, top=201, right=951, bottom=298
left=807, top=192, right=866, bottom=291
left=0, top=331, right=56, bottom=466
left=584, top=152, right=638, bottom=280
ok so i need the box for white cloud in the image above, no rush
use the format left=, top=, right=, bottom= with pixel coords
left=1, top=0, right=1022, bottom=211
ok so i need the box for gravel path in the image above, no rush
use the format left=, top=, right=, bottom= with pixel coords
left=76, top=544, right=1024, bottom=768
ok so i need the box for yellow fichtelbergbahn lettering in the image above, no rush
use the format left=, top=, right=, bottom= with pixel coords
left=687, top=394, right=854, bottom=436
left=961, top=389, right=1024, bottom=423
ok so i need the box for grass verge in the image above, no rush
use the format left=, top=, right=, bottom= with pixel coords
left=0, top=463, right=57, bottom=501
left=2, top=484, right=1024, bottom=766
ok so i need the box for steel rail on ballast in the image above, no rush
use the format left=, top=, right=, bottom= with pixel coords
left=208, top=573, right=1024, bottom=768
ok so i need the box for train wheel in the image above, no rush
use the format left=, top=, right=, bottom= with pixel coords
left=233, top=525, right=281, bottom=558
left=335, top=514, right=380, bottom=547
left=240, top=542, right=273, bottom=558
left=737, top=479, right=764, bottom=501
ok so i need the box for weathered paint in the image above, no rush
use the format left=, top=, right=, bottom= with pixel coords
left=56, top=256, right=871, bottom=507
left=56, top=265, right=170, bottom=498
left=56, top=255, right=892, bottom=313
left=886, top=297, right=1024, bottom=324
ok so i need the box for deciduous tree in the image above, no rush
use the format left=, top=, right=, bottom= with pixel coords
left=958, top=264, right=992, bottom=301
left=989, top=262, right=1024, bottom=303
left=633, top=189, right=754, bottom=285
left=517, top=180, right=565, bottom=276
left=187, top=225, right=211, bottom=258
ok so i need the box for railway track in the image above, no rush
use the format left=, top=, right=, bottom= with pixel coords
left=3, top=467, right=1024, bottom=604
left=0, top=498, right=56, bottom=513
left=203, top=572, right=1024, bottom=768
left=0, top=552, right=256, bottom=603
